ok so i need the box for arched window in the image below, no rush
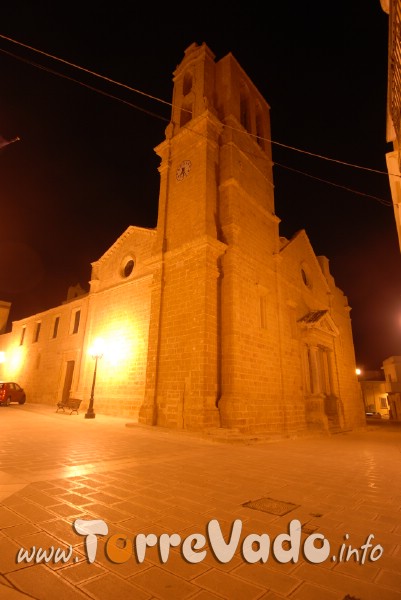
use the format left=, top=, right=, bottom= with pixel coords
left=255, top=103, right=265, bottom=150
left=240, top=84, right=250, bottom=132
left=183, top=72, right=193, bottom=96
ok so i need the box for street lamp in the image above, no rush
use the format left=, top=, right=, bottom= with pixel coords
left=85, top=339, right=104, bottom=419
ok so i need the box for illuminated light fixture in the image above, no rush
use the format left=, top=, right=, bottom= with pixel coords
left=356, top=368, right=361, bottom=376
left=0, top=351, right=5, bottom=363
left=85, top=338, right=104, bottom=420
left=9, top=347, right=25, bottom=374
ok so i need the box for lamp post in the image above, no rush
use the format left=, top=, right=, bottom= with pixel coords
left=0, top=352, right=5, bottom=378
left=85, top=339, right=104, bottom=420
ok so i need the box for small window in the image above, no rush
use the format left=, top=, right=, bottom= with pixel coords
left=124, top=259, right=135, bottom=277
left=260, top=296, right=267, bottom=329
left=255, top=103, right=265, bottom=150
left=52, top=316, right=60, bottom=339
left=72, top=310, right=81, bottom=334
left=33, top=322, right=41, bottom=343
left=289, top=306, right=298, bottom=338
left=20, top=326, right=26, bottom=346
left=183, top=72, right=193, bottom=96
left=300, top=263, right=313, bottom=289
left=121, top=257, right=135, bottom=277
left=240, top=84, right=251, bottom=132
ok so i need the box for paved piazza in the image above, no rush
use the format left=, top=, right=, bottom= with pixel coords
left=0, top=404, right=400, bottom=599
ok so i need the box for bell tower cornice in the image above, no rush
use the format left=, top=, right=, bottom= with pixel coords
left=172, top=42, right=215, bottom=79
left=170, top=42, right=218, bottom=137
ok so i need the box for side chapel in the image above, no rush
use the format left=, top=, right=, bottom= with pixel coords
left=0, top=43, right=365, bottom=435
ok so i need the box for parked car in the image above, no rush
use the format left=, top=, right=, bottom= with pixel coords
left=365, top=411, right=382, bottom=419
left=0, top=382, right=26, bottom=406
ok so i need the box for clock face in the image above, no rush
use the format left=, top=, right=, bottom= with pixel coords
left=176, top=159, right=192, bottom=181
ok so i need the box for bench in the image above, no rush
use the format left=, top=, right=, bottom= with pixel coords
left=56, top=397, right=82, bottom=415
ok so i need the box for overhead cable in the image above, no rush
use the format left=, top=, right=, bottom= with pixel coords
left=0, top=33, right=395, bottom=206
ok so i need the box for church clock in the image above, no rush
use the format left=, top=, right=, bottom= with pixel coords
left=176, top=159, right=192, bottom=181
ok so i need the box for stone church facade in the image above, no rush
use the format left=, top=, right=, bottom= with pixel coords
left=0, top=43, right=365, bottom=435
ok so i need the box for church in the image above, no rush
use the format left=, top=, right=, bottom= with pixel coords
left=0, top=43, right=365, bottom=435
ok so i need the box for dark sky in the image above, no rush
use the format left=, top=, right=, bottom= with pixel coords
left=0, top=1, right=400, bottom=370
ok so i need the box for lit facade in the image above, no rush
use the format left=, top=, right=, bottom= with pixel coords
left=381, top=0, right=401, bottom=252
left=379, top=1, right=401, bottom=421
left=383, top=355, right=401, bottom=419
left=0, top=43, right=365, bottom=435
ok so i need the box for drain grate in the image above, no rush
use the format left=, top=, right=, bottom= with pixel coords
left=242, top=497, right=299, bottom=516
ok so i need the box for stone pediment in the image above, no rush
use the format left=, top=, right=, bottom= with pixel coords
left=297, top=310, right=339, bottom=337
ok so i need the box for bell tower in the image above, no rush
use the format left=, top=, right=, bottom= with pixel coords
left=152, top=42, right=223, bottom=255
left=141, top=43, right=279, bottom=433
left=170, top=42, right=217, bottom=134
left=141, top=43, right=225, bottom=430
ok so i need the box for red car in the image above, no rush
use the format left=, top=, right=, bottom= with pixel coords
left=0, top=382, right=26, bottom=406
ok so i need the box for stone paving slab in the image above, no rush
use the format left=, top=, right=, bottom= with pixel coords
left=0, top=403, right=400, bottom=599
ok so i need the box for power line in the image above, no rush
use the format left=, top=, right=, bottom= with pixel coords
left=0, top=33, right=393, bottom=178
left=0, top=33, right=395, bottom=207
left=0, top=33, right=173, bottom=109
left=0, top=47, right=169, bottom=122
left=274, top=162, right=393, bottom=207
left=174, top=120, right=393, bottom=207
left=262, top=138, right=392, bottom=177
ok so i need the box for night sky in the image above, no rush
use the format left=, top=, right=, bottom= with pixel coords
left=0, top=1, right=400, bottom=371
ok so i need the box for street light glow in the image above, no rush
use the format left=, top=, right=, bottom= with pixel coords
left=88, top=337, right=105, bottom=359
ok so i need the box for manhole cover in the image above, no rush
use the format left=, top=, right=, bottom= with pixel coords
left=242, top=497, right=299, bottom=516
left=301, top=524, right=318, bottom=534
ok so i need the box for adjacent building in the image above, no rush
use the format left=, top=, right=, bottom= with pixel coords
left=358, top=369, right=389, bottom=417
left=379, top=2, right=401, bottom=421
left=381, top=0, right=401, bottom=251
left=382, top=356, right=401, bottom=419
left=0, top=43, right=365, bottom=435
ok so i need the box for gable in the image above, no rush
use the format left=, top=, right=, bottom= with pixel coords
left=90, top=225, right=156, bottom=292
left=279, top=229, right=330, bottom=294
left=297, top=309, right=339, bottom=337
